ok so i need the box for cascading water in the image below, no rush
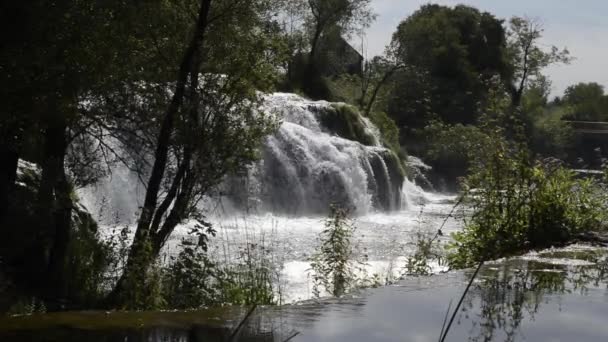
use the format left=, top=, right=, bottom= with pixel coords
left=78, top=92, right=457, bottom=303
left=219, top=93, right=404, bottom=216
left=81, top=93, right=406, bottom=221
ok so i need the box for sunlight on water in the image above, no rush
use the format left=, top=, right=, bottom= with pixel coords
left=77, top=92, right=460, bottom=304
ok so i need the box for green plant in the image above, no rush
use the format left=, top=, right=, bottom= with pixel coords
left=64, top=208, right=114, bottom=308
left=422, top=121, right=494, bottom=180
left=448, top=137, right=607, bottom=269
left=217, top=242, right=276, bottom=306
left=404, top=230, right=444, bottom=276
left=309, top=205, right=368, bottom=297
left=160, top=222, right=223, bottom=309
left=403, top=207, right=446, bottom=276
left=161, top=223, right=278, bottom=309
left=7, top=297, right=46, bottom=316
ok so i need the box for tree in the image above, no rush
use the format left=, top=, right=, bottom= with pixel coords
left=359, top=54, right=405, bottom=116
left=0, top=0, right=143, bottom=302
left=387, top=4, right=512, bottom=138
left=0, top=0, right=223, bottom=306
left=108, top=0, right=285, bottom=308
left=304, top=0, right=375, bottom=62
left=507, top=16, right=572, bottom=107
left=562, top=82, right=608, bottom=121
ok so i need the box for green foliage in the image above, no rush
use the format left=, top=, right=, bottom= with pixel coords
left=115, top=238, right=166, bottom=310
left=310, top=205, right=369, bottom=297
left=404, top=229, right=444, bottom=276
left=448, top=135, right=607, bottom=269
left=303, top=0, right=375, bottom=38
left=7, top=298, right=47, bottom=316
left=561, top=82, right=608, bottom=121
left=321, top=104, right=376, bottom=145
left=506, top=16, right=571, bottom=105
left=64, top=207, right=113, bottom=308
left=369, top=111, right=401, bottom=153
left=279, top=0, right=374, bottom=99
left=323, top=75, right=405, bottom=159
left=281, top=54, right=333, bottom=100
left=388, top=4, right=511, bottom=132
left=529, top=106, right=574, bottom=159
left=162, top=243, right=220, bottom=310
left=325, top=74, right=364, bottom=104
left=215, top=243, right=276, bottom=306
left=423, top=121, right=495, bottom=179
left=1, top=162, right=115, bottom=311
left=162, top=234, right=276, bottom=309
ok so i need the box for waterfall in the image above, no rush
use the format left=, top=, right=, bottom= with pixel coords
left=79, top=93, right=410, bottom=221
left=220, top=93, right=404, bottom=216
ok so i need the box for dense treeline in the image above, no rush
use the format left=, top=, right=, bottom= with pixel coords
left=288, top=3, right=606, bottom=188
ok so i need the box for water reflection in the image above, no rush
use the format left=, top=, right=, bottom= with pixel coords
left=3, top=247, right=608, bottom=341
left=462, top=250, right=608, bottom=342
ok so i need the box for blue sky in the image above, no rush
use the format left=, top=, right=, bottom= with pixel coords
left=359, top=0, right=608, bottom=97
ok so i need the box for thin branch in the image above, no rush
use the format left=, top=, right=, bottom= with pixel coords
left=229, top=305, right=258, bottom=341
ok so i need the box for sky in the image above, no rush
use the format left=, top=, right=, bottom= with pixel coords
left=358, top=0, right=608, bottom=97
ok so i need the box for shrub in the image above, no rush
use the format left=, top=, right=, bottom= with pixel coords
left=448, top=137, right=607, bottom=269
left=404, top=229, right=444, bottom=276
left=324, top=74, right=364, bottom=104
left=64, top=206, right=114, bottom=307
left=162, top=242, right=221, bottom=309
left=162, top=224, right=276, bottom=309
left=215, top=242, right=276, bottom=306
left=309, top=205, right=370, bottom=297
left=422, top=121, right=494, bottom=180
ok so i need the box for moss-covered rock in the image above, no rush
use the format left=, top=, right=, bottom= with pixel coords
left=316, top=103, right=377, bottom=146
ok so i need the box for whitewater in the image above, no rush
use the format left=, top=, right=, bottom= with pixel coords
left=79, top=93, right=459, bottom=303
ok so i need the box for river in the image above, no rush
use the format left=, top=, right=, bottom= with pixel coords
left=3, top=244, right=608, bottom=341
left=8, top=92, right=602, bottom=341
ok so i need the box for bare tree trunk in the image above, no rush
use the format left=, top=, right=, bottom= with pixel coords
left=107, top=0, right=212, bottom=307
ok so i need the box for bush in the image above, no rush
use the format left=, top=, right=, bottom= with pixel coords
left=309, top=205, right=372, bottom=297
left=215, top=242, right=276, bottom=306
left=421, top=121, right=494, bottom=183
left=162, top=226, right=276, bottom=309
left=162, top=242, right=221, bottom=309
left=404, top=229, right=444, bottom=276
left=448, top=137, right=607, bottom=269
left=324, top=74, right=364, bottom=105
left=64, top=206, right=114, bottom=307
left=281, top=54, right=332, bottom=100
left=0, top=161, right=114, bottom=311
